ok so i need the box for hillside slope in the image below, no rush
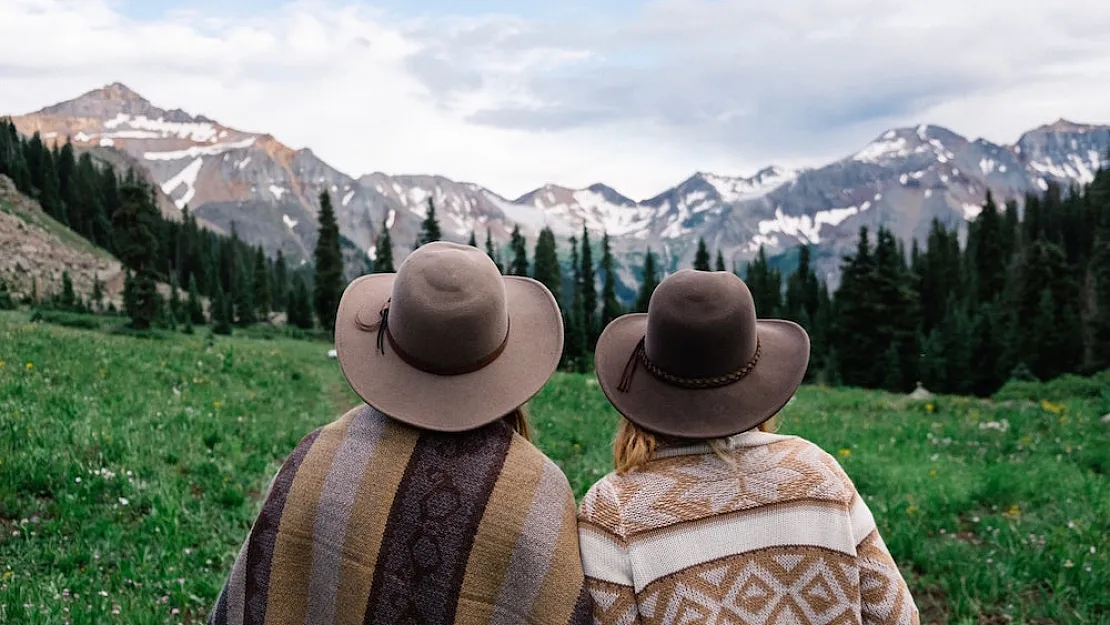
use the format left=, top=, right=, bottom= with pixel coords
left=0, top=174, right=125, bottom=306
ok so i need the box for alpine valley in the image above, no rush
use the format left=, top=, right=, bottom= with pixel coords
left=9, top=83, right=1110, bottom=293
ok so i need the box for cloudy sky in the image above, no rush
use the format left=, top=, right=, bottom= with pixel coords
left=2, top=0, right=1109, bottom=199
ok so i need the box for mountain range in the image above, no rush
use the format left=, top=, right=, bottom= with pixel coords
left=8, top=82, right=1110, bottom=291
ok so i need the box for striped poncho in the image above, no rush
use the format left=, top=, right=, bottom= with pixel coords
left=208, top=404, right=592, bottom=625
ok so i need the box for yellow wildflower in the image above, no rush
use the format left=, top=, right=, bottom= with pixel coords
left=929, top=469, right=937, bottom=477
left=1040, top=399, right=1065, bottom=415
left=838, top=448, right=852, bottom=457
left=25, top=362, right=33, bottom=370
left=925, top=403, right=935, bottom=413
left=907, top=505, right=919, bottom=515
left=0, top=360, right=5, bottom=367
left=213, top=401, right=223, bottom=408
left=1003, top=504, right=1021, bottom=519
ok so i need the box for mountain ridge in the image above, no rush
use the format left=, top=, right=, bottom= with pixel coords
left=8, top=82, right=1109, bottom=290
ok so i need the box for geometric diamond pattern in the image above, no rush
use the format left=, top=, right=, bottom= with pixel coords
left=580, top=436, right=921, bottom=625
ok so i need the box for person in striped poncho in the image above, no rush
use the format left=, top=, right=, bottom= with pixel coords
left=580, top=269, right=919, bottom=625
left=208, top=242, right=592, bottom=625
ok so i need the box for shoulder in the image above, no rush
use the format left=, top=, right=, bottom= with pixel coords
left=501, top=431, right=576, bottom=495
left=756, top=434, right=858, bottom=500
left=577, top=472, right=625, bottom=535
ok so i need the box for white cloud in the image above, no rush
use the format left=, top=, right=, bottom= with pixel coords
left=1, top=0, right=1109, bottom=200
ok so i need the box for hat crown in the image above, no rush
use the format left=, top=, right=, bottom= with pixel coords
left=387, top=242, right=509, bottom=372
left=644, top=270, right=758, bottom=379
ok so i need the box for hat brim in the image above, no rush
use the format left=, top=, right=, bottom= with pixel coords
left=594, top=315, right=810, bottom=439
left=334, top=273, right=564, bottom=432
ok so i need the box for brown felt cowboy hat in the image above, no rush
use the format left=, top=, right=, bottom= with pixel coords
left=594, top=269, right=810, bottom=439
left=334, top=241, right=564, bottom=432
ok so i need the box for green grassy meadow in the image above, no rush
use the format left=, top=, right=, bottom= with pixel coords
left=2, top=310, right=1109, bottom=624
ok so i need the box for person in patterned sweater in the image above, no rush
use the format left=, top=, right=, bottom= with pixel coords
left=578, top=269, right=919, bottom=625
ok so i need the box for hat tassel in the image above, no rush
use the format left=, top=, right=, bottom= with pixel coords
left=376, top=306, right=389, bottom=355
left=617, top=337, right=646, bottom=393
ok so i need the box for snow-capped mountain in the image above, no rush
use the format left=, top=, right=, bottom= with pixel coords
left=8, top=83, right=1109, bottom=293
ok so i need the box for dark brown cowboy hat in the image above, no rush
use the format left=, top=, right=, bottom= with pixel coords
left=594, top=269, right=810, bottom=439
left=334, top=241, right=563, bottom=432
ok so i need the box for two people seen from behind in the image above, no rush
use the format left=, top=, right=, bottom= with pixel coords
left=208, top=241, right=919, bottom=625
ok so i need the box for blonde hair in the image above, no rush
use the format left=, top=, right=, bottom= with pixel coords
left=613, top=416, right=777, bottom=474
left=504, top=406, right=532, bottom=442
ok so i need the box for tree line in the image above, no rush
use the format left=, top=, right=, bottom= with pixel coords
left=0, top=120, right=324, bottom=333
left=4, top=117, right=1108, bottom=393
left=397, top=167, right=1110, bottom=392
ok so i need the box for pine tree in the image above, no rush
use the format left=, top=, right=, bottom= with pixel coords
left=831, top=227, right=878, bottom=388
left=636, top=248, right=660, bottom=313
left=313, top=190, right=344, bottom=334
left=187, top=275, right=205, bottom=325
left=59, top=271, right=76, bottom=311
left=600, top=232, right=622, bottom=328
left=785, top=245, right=821, bottom=324
left=715, top=250, right=726, bottom=272
left=580, top=226, right=597, bottom=346
left=91, top=274, right=105, bottom=313
left=374, top=216, right=396, bottom=273
left=744, top=246, right=782, bottom=318
left=970, top=302, right=1006, bottom=395
left=76, top=152, right=109, bottom=244
left=57, top=140, right=80, bottom=231
left=918, top=218, right=962, bottom=334
left=288, top=276, right=314, bottom=330
left=272, top=250, right=288, bottom=311
left=468, top=231, right=478, bottom=247
left=233, top=249, right=256, bottom=326
left=562, top=235, right=588, bottom=372
left=113, top=180, right=161, bottom=329
left=1004, top=238, right=1082, bottom=379
left=531, top=227, right=562, bottom=304
left=38, top=145, right=65, bottom=225
left=968, top=191, right=1008, bottom=305
left=252, top=246, right=272, bottom=318
left=417, top=197, right=442, bottom=247
left=168, top=273, right=183, bottom=326
left=1091, top=221, right=1110, bottom=369
left=872, top=227, right=920, bottom=391
left=508, top=225, right=529, bottom=276
left=693, top=238, right=711, bottom=271
left=212, top=282, right=232, bottom=335
left=485, top=228, right=503, bottom=273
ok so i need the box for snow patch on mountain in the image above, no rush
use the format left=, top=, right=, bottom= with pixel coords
left=143, top=137, right=256, bottom=161
left=342, top=190, right=355, bottom=207
left=160, top=157, right=204, bottom=209
left=855, top=137, right=909, bottom=163
left=1028, top=152, right=1101, bottom=185
left=701, top=168, right=797, bottom=202
left=103, top=113, right=220, bottom=142
left=962, top=203, right=983, bottom=220
left=283, top=214, right=298, bottom=229
left=269, top=185, right=286, bottom=200
left=752, top=203, right=870, bottom=248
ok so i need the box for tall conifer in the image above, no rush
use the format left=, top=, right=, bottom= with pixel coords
left=600, top=232, right=622, bottom=328
left=313, top=190, right=344, bottom=335
left=636, top=248, right=660, bottom=313
left=693, top=238, right=711, bottom=271
left=508, top=225, right=529, bottom=276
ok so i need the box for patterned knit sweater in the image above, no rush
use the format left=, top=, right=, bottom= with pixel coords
left=208, top=404, right=592, bottom=625
left=577, top=430, right=919, bottom=625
